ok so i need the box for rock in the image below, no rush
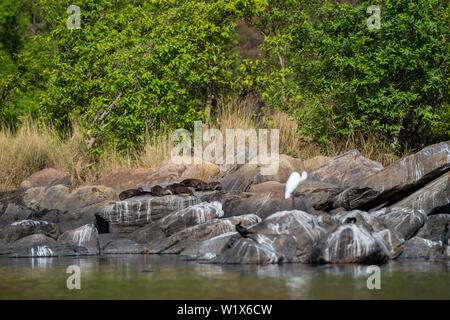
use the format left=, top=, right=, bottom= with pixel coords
left=19, top=168, right=71, bottom=190
left=127, top=221, right=166, bottom=244
left=398, top=237, right=440, bottom=259
left=371, top=207, right=427, bottom=241
left=3, top=219, right=60, bottom=242
left=331, top=141, right=450, bottom=210
left=219, top=146, right=258, bottom=174
left=1, top=233, right=89, bottom=257
left=138, top=163, right=187, bottom=187
left=22, top=185, right=118, bottom=212
left=57, top=224, right=100, bottom=255
left=0, top=203, right=35, bottom=228
left=309, top=150, right=383, bottom=188
left=160, top=201, right=224, bottom=236
left=180, top=232, right=236, bottom=261
left=100, top=194, right=200, bottom=236
left=102, top=238, right=147, bottom=254
left=98, top=233, right=121, bottom=249
left=416, top=214, right=450, bottom=242
left=248, top=181, right=284, bottom=195
left=315, top=224, right=388, bottom=264
left=304, top=156, right=335, bottom=171
left=390, top=171, right=449, bottom=215
left=179, top=161, right=220, bottom=181
left=372, top=229, right=404, bottom=259
left=220, top=154, right=305, bottom=192
left=221, top=192, right=297, bottom=220
left=295, top=180, right=342, bottom=212
left=214, top=210, right=326, bottom=264
left=148, top=214, right=261, bottom=254
left=97, top=168, right=153, bottom=191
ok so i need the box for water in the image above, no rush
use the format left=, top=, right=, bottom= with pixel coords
left=0, top=255, right=448, bottom=299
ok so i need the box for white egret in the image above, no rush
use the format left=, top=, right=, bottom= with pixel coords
left=285, top=171, right=308, bottom=209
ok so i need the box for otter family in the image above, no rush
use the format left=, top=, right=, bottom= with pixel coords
left=119, top=178, right=222, bottom=201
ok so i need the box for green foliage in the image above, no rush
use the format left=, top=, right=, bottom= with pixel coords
left=286, top=0, right=449, bottom=147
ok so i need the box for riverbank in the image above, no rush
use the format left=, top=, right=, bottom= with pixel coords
left=0, top=140, right=448, bottom=266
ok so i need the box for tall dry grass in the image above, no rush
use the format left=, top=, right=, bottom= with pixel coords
left=0, top=99, right=404, bottom=191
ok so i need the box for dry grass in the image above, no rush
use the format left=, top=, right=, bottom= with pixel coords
left=0, top=100, right=404, bottom=191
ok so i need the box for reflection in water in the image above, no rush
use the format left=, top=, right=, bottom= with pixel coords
left=0, top=255, right=448, bottom=299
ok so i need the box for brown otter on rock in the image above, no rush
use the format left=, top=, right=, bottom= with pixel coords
left=119, top=187, right=152, bottom=200
left=167, top=184, right=194, bottom=196
left=180, top=178, right=222, bottom=191
left=150, top=185, right=172, bottom=196
left=180, top=178, right=207, bottom=190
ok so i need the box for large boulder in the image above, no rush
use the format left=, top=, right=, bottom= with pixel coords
left=180, top=232, right=236, bottom=261
left=214, top=210, right=326, bottom=264
left=1, top=233, right=89, bottom=257
left=416, top=214, right=450, bottom=242
left=390, top=171, right=449, bottom=215
left=314, top=224, right=389, bottom=264
left=220, top=154, right=305, bottom=192
left=330, top=141, right=450, bottom=210
left=308, top=150, right=383, bottom=188
left=100, top=194, right=201, bottom=236
left=22, top=184, right=118, bottom=212
left=0, top=203, right=35, bottom=228
left=371, top=207, right=427, bottom=241
left=398, top=236, right=441, bottom=259
left=304, top=156, right=335, bottom=171
left=57, top=224, right=100, bottom=255
left=147, top=214, right=261, bottom=254
left=97, top=168, right=153, bottom=191
left=19, top=168, right=71, bottom=190
left=159, top=201, right=224, bottom=236
left=3, top=219, right=60, bottom=242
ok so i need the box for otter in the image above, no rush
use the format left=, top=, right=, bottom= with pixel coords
left=119, top=188, right=142, bottom=201
left=180, top=178, right=207, bottom=191
left=150, top=185, right=172, bottom=196
left=180, top=179, right=222, bottom=191
left=168, top=184, right=194, bottom=196
left=166, top=183, right=185, bottom=193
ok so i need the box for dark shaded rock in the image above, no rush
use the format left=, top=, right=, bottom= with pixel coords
left=331, top=141, right=450, bottom=210
left=127, top=221, right=166, bottom=244
left=214, top=210, right=326, bottom=265
left=148, top=214, right=261, bottom=254
left=4, top=219, right=60, bottom=242
left=0, top=203, right=35, bottom=228
left=390, top=171, right=449, bottom=215
left=398, top=237, right=440, bottom=259
left=180, top=232, right=236, bottom=261
left=19, top=168, right=71, bottom=190
left=308, top=150, right=383, bottom=188
left=57, top=224, right=100, bottom=255
left=102, top=238, right=147, bottom=254
left=416, top=214, right=450, bottom=242
left=314, top=224, right=389, bottom=264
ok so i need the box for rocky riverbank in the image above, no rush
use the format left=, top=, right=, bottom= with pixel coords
left=0, top=141, right=449, bottom=264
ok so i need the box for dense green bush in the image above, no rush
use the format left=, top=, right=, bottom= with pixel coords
left=286, top=0, right=449, bottom=148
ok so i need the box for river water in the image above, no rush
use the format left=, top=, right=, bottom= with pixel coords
left=0, top=255, right=448, bottom=299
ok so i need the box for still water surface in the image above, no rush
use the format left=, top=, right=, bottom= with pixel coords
left=0, top=255, right=448, bottom=299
